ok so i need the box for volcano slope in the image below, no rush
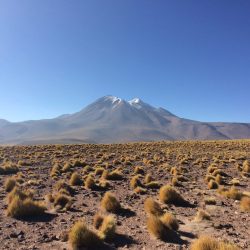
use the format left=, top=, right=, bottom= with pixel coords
left=0, top=140, right=249, bottom=249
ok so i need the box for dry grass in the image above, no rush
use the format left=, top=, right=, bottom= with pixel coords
left=69, top=172, right=82, bottom=186
left=160, top=213, right=179, bottom=231
left=93, top=213, right=104, bottom=230
left=144, top=173, right=153, bottom=184
left=7, top=195, right=46, bottom=218
left=85, top=175, right=96, bottom=189
left=194, top=209, right=211, bottom=222
left=130, top=175, right=143, bottom=189
left=53, top=193, right=72, bottom=211
left=98, top=215, right=116, bottom=240
left=159, top=185, right=186, bottom=205
left=101, top=192, right=121, bottom=213
left=68, top=221, right=101, bottom=250
left=208, top=180, right=219, bottom=189
left=190, top=236, right=239, bottom=250
left=204, top=197, right=216, bottom=205
left=0, top=163, right=19, bottom=175
left=145, top=181, right=160, bottom=189
left=4, top=177, right=16, bottom=192
left=144, top=197, right=163, bottom=216
left=147, top=216, right=166, bottom=239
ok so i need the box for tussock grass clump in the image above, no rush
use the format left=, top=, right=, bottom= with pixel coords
left=207, top=164, right=218, bottom=174
left=98, top=215, right=116, bottom=240
left=208, top=180, right=219, bottom=189
left=159, top=185, right=186, bottom=205
left=93, top=213, right=104, bottom=230
left=242, top=160, right=250, bottom=173
left=240, top=197, right=250, bottom=212
left=171, top=177, right=181, bottom=187
left=53, top=193, right=72, bottom=211
left=215, top=174, right=223, bottom=185
left=0, top=163, right=19, bottom=175
left=194, top=209, right=210, bottom=222
left=190, top=236, right=239, bottom=250
left=95, top=167, right=105, bottom=176
left=101, top=192, right=121, bottom=213
left=212, top=169, right=226, bottom=177
left=68, top=221, right=101, bottom=250
left=4, top=177, right=17, bottom=192
left=62, top=162, right=72, bottom=173
left=224, top=187, right=243, bottom=200
left=69, top=172, right=82, bottom=186
left=144, top=173, right=153, bottom=184
left=144, top=197, right=163, bottom=216
left=147, top=216, right=166, bottom=239
left=145, top=181, right=160, bottom=189
left=204, top=197, right=216, bottom=205
left=160, top=213, right=179, bottom=231
left=130, top=175, right=143, bottom=189
left=7, top=196, right=46, bottom=218
left=55, top=180, right=74, bottom=196
left=205, top=175, right=215, bottom=183
left=85, top=175, right=96, bottom=189
left=50, top=163, right=62, bottom=178
left=147, top=216, right=173, bottom=240
left=134, top=166, right=144, bottom=175
left=107, top=169, right=123, bottom=180
left=170, top=166, right=178, bottom=175
left=7, top=187, right=33, bottom=204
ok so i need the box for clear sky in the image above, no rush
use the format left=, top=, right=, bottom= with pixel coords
left=0, top=0, right=249, bottom=122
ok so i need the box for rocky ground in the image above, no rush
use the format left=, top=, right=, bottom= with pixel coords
left=0, top=140, right=249, bottom=250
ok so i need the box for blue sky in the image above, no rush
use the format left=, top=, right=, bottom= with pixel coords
left=0, top=0, right=249, bottom=122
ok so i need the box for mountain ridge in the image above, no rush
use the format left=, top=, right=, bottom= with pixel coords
left=0, top=95, right=250, bottom=145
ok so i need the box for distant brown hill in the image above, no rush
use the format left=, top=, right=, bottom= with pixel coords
left=0, top=96, right=250, bottom=144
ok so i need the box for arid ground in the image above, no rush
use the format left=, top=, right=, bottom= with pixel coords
left=0, top=140, right=249, bottom=250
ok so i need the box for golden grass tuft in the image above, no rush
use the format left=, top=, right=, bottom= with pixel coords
left=147, top=216, right=165, bottom=239
left=95, top=167, right=105, bottom=176
left=93, top=213, right=104, bottom=230
left=204, top=197, right=216, bottom=205
left=242, top=160, right=250, bottom=173
left=224, top=186, right=243, bottom=200
left=134, top=166, right=144, bottom=174
left=190, top=235, right=239, bottom=250
left=145, top=181, right=160, bottom=189
left=194, top=209, right=211, bottom=222
left=146, top=216, right=173, bottom=240
left=4, top=177, right=17, bottom=192
left=144, top=197, right=163, bottom=216
left=7, top=195, right=46, bottom=218
left=130, top=175, right=143, bottom=189
left=0, top=163, right=19, bottom=175
left=85, top=175, right=96, bottom=189
left=98, top=215, right=116, bottom=240
left=208, top=179, right=219, bottom=189
left=160, top=213, right=179, bottom=231
left=101, top=192, right=121, bottom=213
left=159, top=185, right=186, bottom=205
left=144, top=173, right=153, bottom=184
left=69, top=172, right=82, bottom=186
left=53, top=193, right=72, bottom=210
left=68, top=221, right=101, bottom=250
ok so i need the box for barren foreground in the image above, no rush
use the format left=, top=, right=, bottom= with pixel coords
left=0, top=140, right=249, bottom=250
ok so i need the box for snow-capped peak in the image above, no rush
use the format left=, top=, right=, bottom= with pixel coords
left=128, top=98, right=141, bottom=105
left=104, top=95, right=122, bottom=104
